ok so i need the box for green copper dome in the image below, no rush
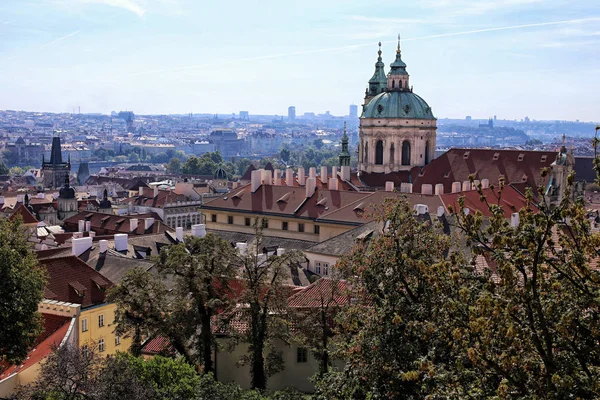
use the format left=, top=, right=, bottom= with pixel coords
left=361, top=91, right=435, bottom=120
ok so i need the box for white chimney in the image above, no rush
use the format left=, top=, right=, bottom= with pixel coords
left=276, top=248, right=285, bottom=256
left=286, top=168, right=294, bottom=186
left=435, top=184, right=444, bottom=195
left=481, top=179, right=490, bottom=189
left=297, top=167, right=305, bottom=186
left=385, top=181, right=394, bottom=192
left=421, top=184, right=433, bottom=195
left=153, top=185, right=158, bottom=197
left=251, top=170, right=262, bottom=193
left=130, top=218, right=138, bottom=232
left=414, top=204, right=428, bottom=215
left=139, top=186, right=144, bottom=196
left=78, top=220, right=85, bottom=232
left=328, top=177, right=339, bottom=191
left=463, top=208, right=470, bottom=215
left=144, top=217, right=155, bottom=231
left=511, top=213, right=520, bottom=227
left=273, top=169, right=282, bottom=185
left=37, top=193, right=45, bottom=199
left=72, top=237, right=93, bottom=257
left=176, top=226, right=184, bottom=242
left=452, top=182, right=461, bottom=193
left=462, top=181, right=471, bottom=192
left=191, top=224, right=206, bottom=238
left=320, top=166, right=328, bottom=183
left=89, top=231, right=96, bottom=238
left=85, top=221, right=91, bottom=232
left=17, top=194, right=24, bottom=203
left=114, top=233, right=128, bottom=252
left=473, top=180, right=480, bottom=190
left=73, top=232, right=83, bottom=239
left=40, top=244, right=48, bottom=250
left=236, top=242, right=247, bottom=255
left=309, top=167, right=317, bottom=179
left=400, top=183, right=413, bottom=193
left=0, top=196, right=4, bottom=205
left=437, top=205, right=445, bottom=217
left=306, top=177, right=316, bottom=198
left=262, top=169, right=272, bottom=185
left=332, top=166, right=338, bottom=178
left=341, top=165, right=350, bottom=182
left=99, top=239, right=108, bottom=253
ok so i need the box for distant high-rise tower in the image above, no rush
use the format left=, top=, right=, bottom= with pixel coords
left=349, top=104, right=358, bottom=119
left=288, top=106, right=296, bottom=121
left=42, top=134, right=71, bottom=189
left=239, top=111, right=249, bottom=120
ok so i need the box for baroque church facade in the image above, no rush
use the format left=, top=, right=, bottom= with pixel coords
left=359, top=39, right=436, bottom=175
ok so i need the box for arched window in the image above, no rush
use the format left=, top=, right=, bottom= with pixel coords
left=425, top=140, right=430, bottom=165
left=398, top=80, right=402, bottom=89
left=390, top=143, right=395, bottom=165
left=392, top=80, right=395, bottom=88
left=364, top=142, right=368, bottom=163
left=402, top=140, right=411, bottom=166
left=375, top=140, right=384, bottom=165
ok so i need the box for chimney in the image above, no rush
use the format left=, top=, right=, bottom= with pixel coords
left=385, top=181, right=394, bottom=192
left=251, top=170, right=262, bottom=193
left=89, top=231, right=95, bottom=239
left=462, top=181, right=470, bottom=192
left=341, top=165, right=350, bottom=182
left=262, top=169, right=272, bottom=185
left=328, top=177, right=339, bottom=191
left=114, top=233, right=128, bottom=252
left=309, top=167, right=317, bottom=179
left=85, top=221, right=91, bottom=232
left=99, top=239, right=108, bottom=253
left=414, top=204, right=428, bottom=215
left=463, top=208, right=470, bottom=215
left=72, top=236, right=93, bottom=257
left=144, top=217, right=155, bottom=231
left=400, top=183, right=413, bottom=193
left=297, top=167, right=305, bottom=186
left=332, top=166, right=338, bottom=178
left=191, top=224, right=206, bottom=238
left=0, top=196, right=4, bottom=206
left=17, top=194, right=24, bottom=203
left=437, top=205, right=445, bottom=217
left=481, top=179, right=490, bottom=189
left=78, top=220, right=85, bottom=232
left=511, top=213, right=520, bottom=227
left=276, top=248, right=285, bottom=256
left=473, top=180, right=480, bottom=190
left=320, top=166, right=327, bottom=183
left=73, top=232, right=83, bottom=239
left=153, top=185, right=158, bottom=197
left=176, top=226, right=184, bottom=242
left=236, top=242, right=247, bottom=255
left=286, top=168, right=294, bottom=186
left=273, top=169, right=282, bottom=185
left=130, top=218, right=138, bottom=232
left=451, top=182, right=461, bottom=193
left=435, top=184, right=444, bottom=195
left=139, top=187, right=144, bottom=196
left=306, top=177, right=316, bottom=198
left=421, top=184, right=433, bottom=195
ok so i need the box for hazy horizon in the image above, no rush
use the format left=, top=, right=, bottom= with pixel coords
left=1, top=0, right=599, bottom=121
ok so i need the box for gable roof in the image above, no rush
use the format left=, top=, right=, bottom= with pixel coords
left=288, top=278, right=351, bottom=308
left=63, top=211, right=172, bottom=235
left=9, top=204, right=38, bottom=224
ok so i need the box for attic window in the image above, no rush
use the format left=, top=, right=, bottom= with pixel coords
left=69, top=281, right=86, bottom=297
left=463, top=151, right=470, bottom=160
left=503, top=199, right=516, bottom=210
left=356, top=229, right=374, bottom=241
left=84, top=213, right=94, bottom=220
left=444, top=171, right=451, bottom=178
left=115, top=218, right=125, bottom=226
left=493, top=153, right=500, bottom=160
left=353, top=202, right=365, bottom=212
left=522, top=174, right=528, bottom=182
left=541, top=155, right=547, bottom=162
left=277, top=193, right=291, bottom=203
left=232, top=191, right=244, bottom=199
left=316, top=198, right=327, bottom=207
left=518, top=153, right=525, bottom=162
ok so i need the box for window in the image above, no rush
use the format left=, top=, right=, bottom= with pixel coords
left=81, top=318, right=88, bottom=332
left=263, top=219, right=269, bottom=229
left=115, top=335, right=120, bottom=346
left=314, top=225, right=320, bottom=234
left=98, top=314, right=104, bottom=327
left=99, top=339, right=105, bottom=352
left=298, top=223, right=304, bottom=233
left=375, top=140, right=384, bottom=165
left=297, top=347, right=308, bottom=363
left=425, top=140, right=430, bottom=165
left=82, top=345, right=89, bottom=356
left=323, top=264, right=329, bottom=276
left=282, top=221, right=288, bottom=231
left=228, top=216, right=234, bottom=225
left=211, top=214, right=217, bottom=222
left=402, top=140, right=411, bottom=166
left=245, top=217, right=251, bottom=226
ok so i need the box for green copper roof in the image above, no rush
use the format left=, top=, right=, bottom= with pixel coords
left=368, top=43, right=387, bottom=95
left=388, top=36, right=408, bottom=76
left=361, top=91, right=435, bottom=120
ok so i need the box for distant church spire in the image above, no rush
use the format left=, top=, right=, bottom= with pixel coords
left=339, top=121, right=351, bottom=167
left=366, top=42, right=387, bottom=102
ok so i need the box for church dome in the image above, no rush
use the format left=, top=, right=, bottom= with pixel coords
left=361, top=91, right=435, bottom=120
left=214, top=167, right=227, bottom=180
left=59, top=185, right=75, bottom=199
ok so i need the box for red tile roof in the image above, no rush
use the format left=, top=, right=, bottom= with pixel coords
left=439, top=185, right=536, bottom=218
left=39, top=255, right=114, bottom=308
left=9, top=204, right=38, bottom=224
left=140, top=335, right=176, bottom=356
left=63, top=211, right=171, bottom=235
left=288, top=278, right=351, bottom=308
left=122, top=188, right=187, bottom=208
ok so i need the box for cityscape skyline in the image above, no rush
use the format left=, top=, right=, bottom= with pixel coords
left=1, top=0, right=599, bottom=121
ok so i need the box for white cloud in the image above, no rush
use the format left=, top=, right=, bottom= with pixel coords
left=420, top=0, right=545, bottom=16
left=79, top=0, right=146, bottom=17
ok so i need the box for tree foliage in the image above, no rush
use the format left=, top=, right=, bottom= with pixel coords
left=0, top=217, right=47, bottom=365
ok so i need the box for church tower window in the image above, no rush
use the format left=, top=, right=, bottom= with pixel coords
left=390, top=143, right=395, bottom=165
left=425, top=140, right=430, bottom=165
left=402, top=141, right=411, bottom=166
left=364, top=142, right=368, bottom=163
left=375, top=140, right=384, bottom=165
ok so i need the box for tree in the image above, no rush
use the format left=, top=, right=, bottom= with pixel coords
left=234, top=219, right=304, bottom=390
left=128, top=152, right=140, bottom=163
left=167, top=157, right=183, bottom=174
left=0, top=160, right=9, bottom=175
left=0, top=217, right=47, bottom=365
left=279, top=148, right=290, bottom=164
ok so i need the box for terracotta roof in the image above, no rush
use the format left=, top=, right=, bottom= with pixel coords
left=140, top=335, right=176, bottom=356
left=439, top=185, right=535, bottom=218
left=63, top=211, right=172, bottom=235
left=122, top=188, right=187, bottom=208
left=413, top=148, right=555, bottom=194
left=39, top=255, right=114, bottom=308
left=0, top=313, right=71, bottom=378
left=9, top=204, right=38, bottom=224
left=288, top=278, right=351, bottom=308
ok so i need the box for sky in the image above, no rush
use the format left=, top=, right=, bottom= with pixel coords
left=0, top=0, right=599, bottom=121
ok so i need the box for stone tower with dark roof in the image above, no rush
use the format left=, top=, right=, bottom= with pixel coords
left=42, top=134, right=71, bottom=189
